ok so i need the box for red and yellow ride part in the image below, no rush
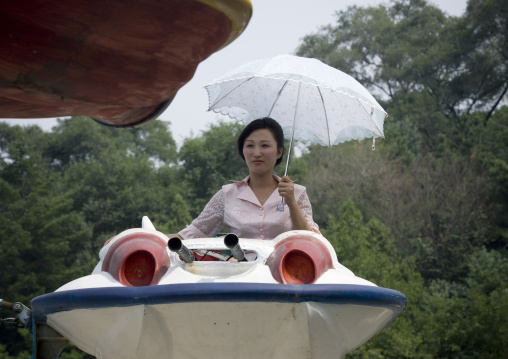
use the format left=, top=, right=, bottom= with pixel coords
left=0, top=0, right=252, bottom=127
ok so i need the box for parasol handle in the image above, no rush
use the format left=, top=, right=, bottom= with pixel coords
left=277, top=83, right=301, bottom=212
left=276, top=151, right=291, bottom=211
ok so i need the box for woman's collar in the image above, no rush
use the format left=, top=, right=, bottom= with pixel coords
left=230, top=174, right=281, bottom=186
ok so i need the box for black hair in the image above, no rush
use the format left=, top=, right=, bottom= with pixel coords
left=237, top=117, right=285, bottom=167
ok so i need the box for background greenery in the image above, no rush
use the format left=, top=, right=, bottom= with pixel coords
left=1, top=0, right=507, bottom=357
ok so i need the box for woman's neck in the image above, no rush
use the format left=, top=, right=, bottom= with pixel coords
left=248, top=173, right=278, bottom=205
left=248, top=172, right=276, bottom=189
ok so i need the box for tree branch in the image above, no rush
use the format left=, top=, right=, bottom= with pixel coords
left=485, top=82, right=508, bottom=125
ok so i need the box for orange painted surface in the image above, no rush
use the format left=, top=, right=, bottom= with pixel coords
left=102, top=233, right=171, bottom=287
left=267, top=235, right=334, bottom=284
left=0, top=0, right=252, bottom=127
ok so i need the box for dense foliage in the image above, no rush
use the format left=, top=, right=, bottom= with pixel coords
left=1, top=0, right=507, bottom=357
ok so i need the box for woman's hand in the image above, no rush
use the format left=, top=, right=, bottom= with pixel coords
left=278, top=176, right=311, bottom=231
left=278, top=175, right=296, bottom=205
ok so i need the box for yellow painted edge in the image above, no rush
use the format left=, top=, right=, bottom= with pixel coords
left=197, top=0, right=253, bottom=50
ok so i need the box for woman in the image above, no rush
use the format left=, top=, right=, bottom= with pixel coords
left=173, top=117, right=319, bottom=240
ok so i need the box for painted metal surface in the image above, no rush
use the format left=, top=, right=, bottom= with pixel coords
left=30, top=217, right=407, bottom=359
left=0, top=0, right=252, bottom=127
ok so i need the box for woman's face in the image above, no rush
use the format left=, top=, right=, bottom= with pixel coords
left=243, top=128, right=283, bottom=175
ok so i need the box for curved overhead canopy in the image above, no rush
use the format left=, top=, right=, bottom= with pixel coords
left=0, top=0, right=252, bottom=127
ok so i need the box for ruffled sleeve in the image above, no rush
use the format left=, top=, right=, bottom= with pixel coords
left=297, top=189, right=320, bottom=234
left=178, top=189, right=226, bottom=239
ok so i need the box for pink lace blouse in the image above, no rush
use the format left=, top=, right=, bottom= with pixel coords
left=178, top=176, right=319, bottom=240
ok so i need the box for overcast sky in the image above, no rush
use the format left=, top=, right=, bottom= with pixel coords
left=1, top=0, right=468, bottom=145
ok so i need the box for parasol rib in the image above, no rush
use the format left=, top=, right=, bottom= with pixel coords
left=317, top=86, right=331, bottom=147
left=208, top=77, right=255, bottom=110
left=267, top=80, right=289, bottom=118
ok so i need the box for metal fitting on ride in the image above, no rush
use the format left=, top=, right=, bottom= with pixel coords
left=224, top=233, right=245, bottom=261
left=168, top=237, right=195, bottom=263
left=0, top=299, right=32, bottom=329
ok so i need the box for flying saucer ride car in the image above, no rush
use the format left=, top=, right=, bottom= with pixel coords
left=24, top=216, right=407, bottom=359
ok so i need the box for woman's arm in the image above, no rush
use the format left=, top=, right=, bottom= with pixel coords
left=287, top=200, right=313, bottom=231
left=175, top=189, right=226, bottom=239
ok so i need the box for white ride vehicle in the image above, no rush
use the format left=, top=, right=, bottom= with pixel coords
left=30, top=217, right=407, bottom=359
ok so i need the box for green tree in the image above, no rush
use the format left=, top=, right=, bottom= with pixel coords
left=0, top=123, right=92, bottom=358
left=178, top=121, right=247, bottom=216
left=47, top=117, right=184, bottom=247
left=479, top=107, right=508, bottom=246
left=324, top=199, right=426, bottom=358
left=297, top=0, right=507, bottom=125
left=416, top=248, right=508, bottom=358
left=0, top=118, right=185, bottom=358
left=45, top=116, right=178, bottom=168
left=463, top=0, right=508, bottom=122
left=295, top=0, right=507, bottom=282
left=296, top=0, right=508, bottom=161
